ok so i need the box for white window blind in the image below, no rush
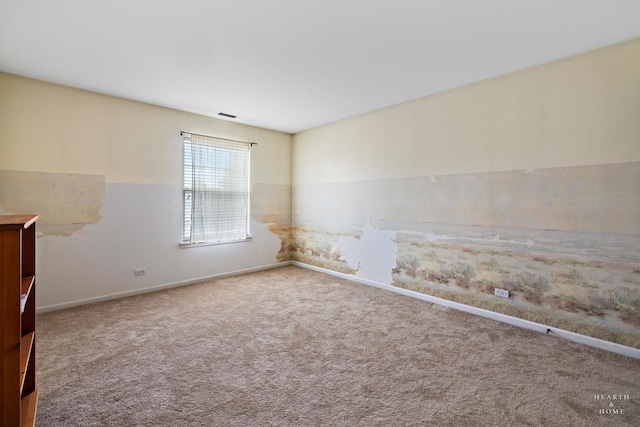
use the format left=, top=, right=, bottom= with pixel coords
left=182, top=132, right=251, bottom=246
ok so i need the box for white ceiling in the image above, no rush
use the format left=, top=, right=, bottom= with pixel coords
left=1, top=1, right=640, bottom=134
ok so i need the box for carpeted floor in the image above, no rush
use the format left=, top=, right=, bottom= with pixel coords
left=35, top=265, right=639, bottom=426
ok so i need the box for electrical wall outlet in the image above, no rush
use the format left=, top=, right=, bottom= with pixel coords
left=494, top=288, right=509, bottom=298
left=134, top=268, right=146, bottom=277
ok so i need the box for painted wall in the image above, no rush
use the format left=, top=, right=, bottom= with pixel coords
left=0, top=73, right=292, bottom=310
left=292, top=38, right=640, bottom=348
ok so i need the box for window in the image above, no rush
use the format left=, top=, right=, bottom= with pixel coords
left=182, top=132, right=251, bottom=246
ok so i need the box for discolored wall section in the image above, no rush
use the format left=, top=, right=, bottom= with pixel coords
left=251, top=182, right=293, bottom=261
left=292, top=38, right=640, bottom=348
left=293, top=162, right=640, bottom=235
left=0, top=72, right=292, bottom=309
left=0, top=170, right=105, bottom=236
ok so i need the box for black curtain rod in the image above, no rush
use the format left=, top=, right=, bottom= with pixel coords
left=180, top=131, right=257, bottom=146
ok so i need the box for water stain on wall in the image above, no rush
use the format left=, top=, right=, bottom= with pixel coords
left=291, top=223, right=358, bottom=274
left=251, top=182, right=292, bottom=262
left=0, top=170, right=105, bottom=236
left=292, top=161, right=640, bottom=348
left=391, top=224, right=640, bottom=348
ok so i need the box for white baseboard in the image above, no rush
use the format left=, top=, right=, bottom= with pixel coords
left=291, top=261, right=640, bottom=360
left=36, top=261, right=292, bottom=314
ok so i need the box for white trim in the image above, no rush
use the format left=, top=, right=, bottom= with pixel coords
left=291, top=261, right=640, bottom=360
left=179, top=235, right=252, bottom=249
left=36, top=262, right=292, bottom=314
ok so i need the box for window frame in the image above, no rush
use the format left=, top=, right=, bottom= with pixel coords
left=180, top=132, right=252, bottom=248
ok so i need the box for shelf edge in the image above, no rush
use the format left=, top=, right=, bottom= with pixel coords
left=20, top=388, right=39, bottom=427
left=19, top=332, right=35, bottom=394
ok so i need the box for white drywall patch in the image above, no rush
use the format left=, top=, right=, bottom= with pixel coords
left=249, top=218, right=286, bottom=262
left=337, top=221, right=397, bottom=285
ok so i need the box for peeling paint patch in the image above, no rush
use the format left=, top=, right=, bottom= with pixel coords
left=250, top=219, right=283, bottom=262
left=0, top=170, right=105, bottom=236
left=337, top=221, right=397, bottom=285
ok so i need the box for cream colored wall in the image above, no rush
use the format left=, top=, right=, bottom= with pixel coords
left=293, top=38, right=640, bottom=185
left=0, top=73, right=292, bottom=310
left=0, top=73, right=292, bottom=232
left=289, top=38, right=640, bottom=348
left=1, top=73, right=291, bottom=186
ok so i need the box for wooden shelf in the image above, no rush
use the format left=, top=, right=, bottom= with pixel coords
left=20, top=389, right=39, bottom=427
left=2, top=214, right=39, bottom=426
left=21, top=276, right=35, bottom=297
left=0, top=214, right=38, bottom=229
left=20, top=333, right=35, bottom=393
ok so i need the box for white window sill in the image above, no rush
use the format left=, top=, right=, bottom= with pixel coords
left=179, top=236, right=252, bottom=249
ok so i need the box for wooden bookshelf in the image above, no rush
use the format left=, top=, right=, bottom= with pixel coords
left=1, top=214, right=39, bottom=427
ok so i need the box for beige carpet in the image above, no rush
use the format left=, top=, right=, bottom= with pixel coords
left=35, top=265, right=639, bottom=426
